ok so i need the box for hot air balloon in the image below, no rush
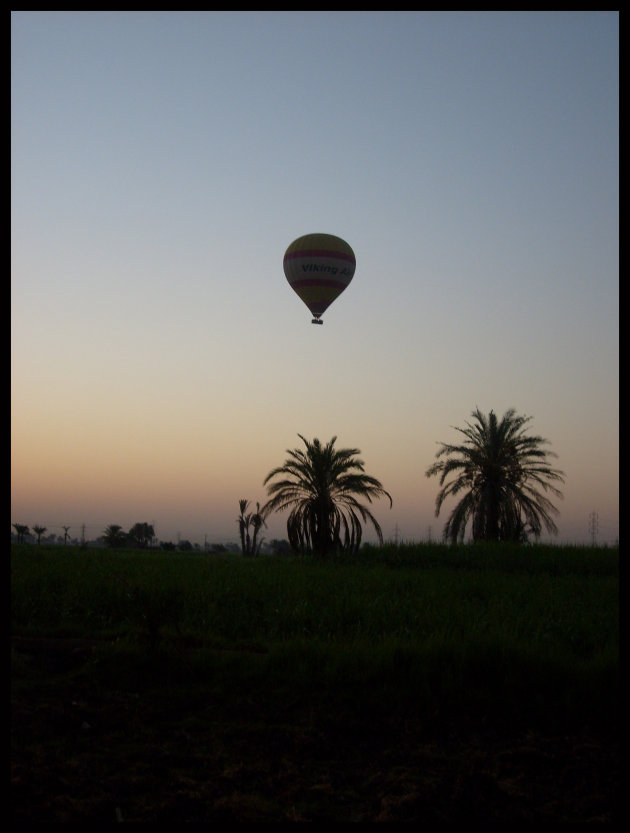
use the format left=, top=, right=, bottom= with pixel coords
left=283, top=233, right=356, bottom=324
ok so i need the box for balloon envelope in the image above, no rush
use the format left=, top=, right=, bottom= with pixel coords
left=283, top=233, right=356, bottom=322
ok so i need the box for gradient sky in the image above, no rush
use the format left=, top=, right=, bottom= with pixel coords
left=11, top=11, right=619, bottom=546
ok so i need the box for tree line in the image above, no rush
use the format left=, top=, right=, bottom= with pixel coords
left=11, top=522, right=160, bottom=550
left=13, top=408, right=566, bottom=559
left=11, top=520, right=291, bottom=556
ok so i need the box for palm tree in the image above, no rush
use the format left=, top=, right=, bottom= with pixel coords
left=236, top=499, right=267, bottom=556
left=128, top=522, right=155, bottom=549
left=425, top=408, right=565, bottom=544
left=32, top=525, right=47, bottom=545
left=262, top=434, right=392, bottom=558
left=12, top=524, right=30, bottom=544
left=102, top=524, right=127, bottom=548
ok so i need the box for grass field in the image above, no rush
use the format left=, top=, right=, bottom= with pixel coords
left=11, top=542, right=619, bottom=822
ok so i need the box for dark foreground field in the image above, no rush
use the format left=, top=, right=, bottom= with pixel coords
left=11, top=543, right=619, bottom=822
left=12, top=637, right=619, bottom=823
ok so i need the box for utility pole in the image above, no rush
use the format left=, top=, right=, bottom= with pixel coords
left=588, top=511, right=599, bottom=546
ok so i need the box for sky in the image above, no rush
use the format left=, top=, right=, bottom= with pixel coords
left=11, top=11, right=619, bottom=547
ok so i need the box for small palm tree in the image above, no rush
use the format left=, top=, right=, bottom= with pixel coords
left=426, top=408, right=565, bottom=544
left=262, top=435, right=392, bottom=558
left=32, top=525, right=47, bottom=545
left=236, top=499, right=267, bottom=556
left=12, top=524, right=30, bottom=544
left=128, top=522, right=155, bottom=550
left=102, top=524, right=127, bottom=548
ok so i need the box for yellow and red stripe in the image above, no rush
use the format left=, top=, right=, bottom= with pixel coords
left=283, top=233, right=356, bottom=319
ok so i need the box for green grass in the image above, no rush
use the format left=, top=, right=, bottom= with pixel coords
left=11, top=541, right=618, bottom=730
left=11, top=541, right=619, bottom=821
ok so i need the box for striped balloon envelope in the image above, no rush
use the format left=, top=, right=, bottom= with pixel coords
left=283, top=233, right=356, bottom=324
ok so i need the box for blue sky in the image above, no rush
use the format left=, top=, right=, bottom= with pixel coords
left=11, top=11, right=618, bottom=545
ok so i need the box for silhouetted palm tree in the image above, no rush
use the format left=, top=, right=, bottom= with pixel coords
left=32, top=525, right=47, bottom=545
left=102, top=524, right=127, bottom=548
left=426, top=408, right=565, bottom=544
left=263, top=435, right=392, bottom=558
left=12, top=524, right=30, bottom=544
left=128, top=522, right=155, bottom=549
left=236, top=499, right=267, bottom=556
